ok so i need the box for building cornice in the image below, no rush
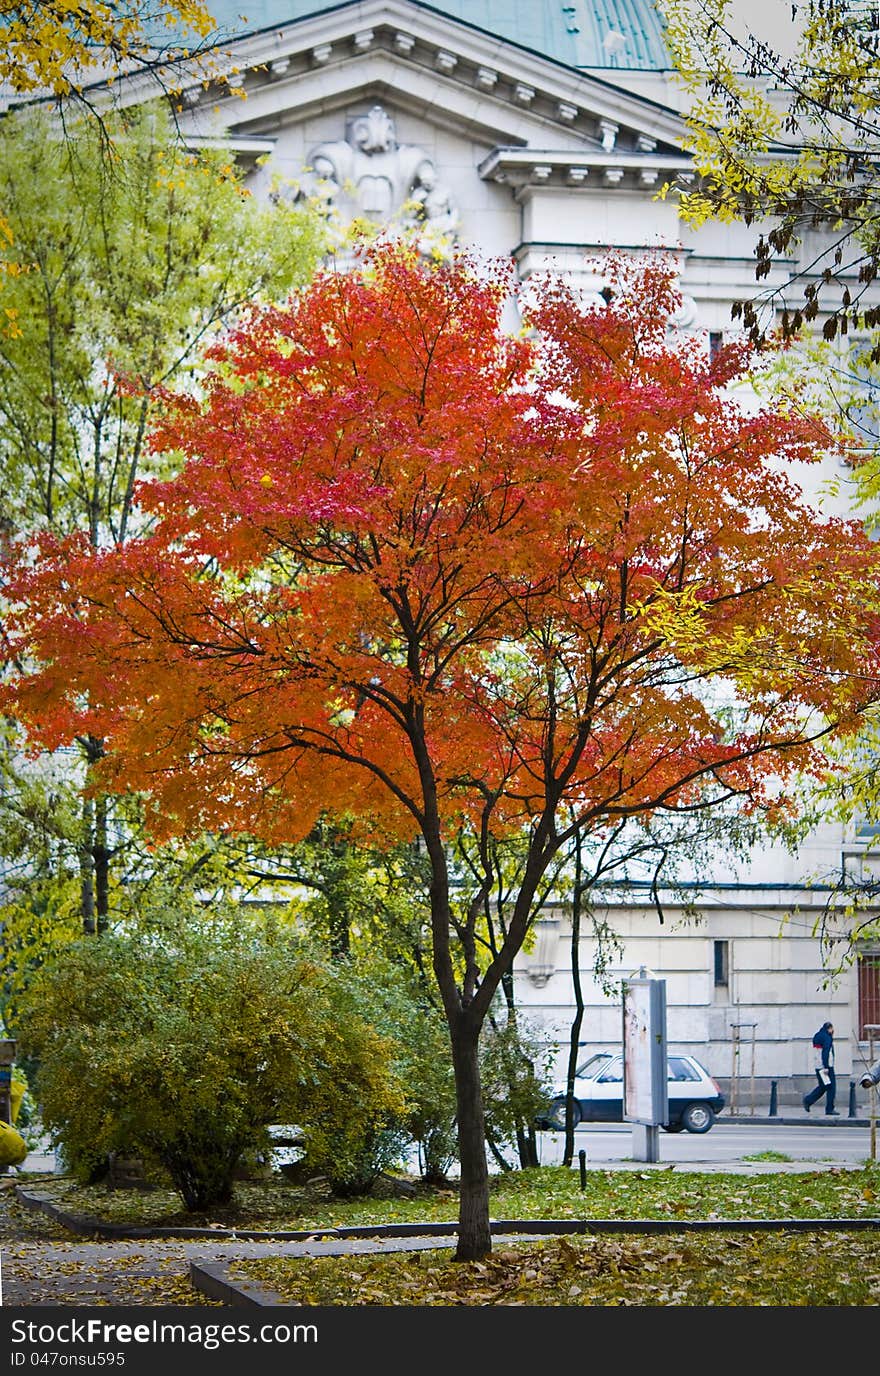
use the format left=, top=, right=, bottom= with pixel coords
left=478, top=145, right=694, bottom=197
left=100, top=0, right=691, bottom=160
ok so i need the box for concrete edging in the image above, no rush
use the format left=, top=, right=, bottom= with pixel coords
left=189, top=1261, right=288, bottom=1307
left=14, top=1186, right=476, bottom=1242
left=16, top=1186, right=457, bottom=1242
left=17, top=1185, right=880, bottom=1246
left=14, top=1187, right=297, bottom=1240
left=723, top=1115, right=872, bottom=1126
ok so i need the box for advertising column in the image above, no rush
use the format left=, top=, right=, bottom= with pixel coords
left=623, top=967, right=667, bottom=1163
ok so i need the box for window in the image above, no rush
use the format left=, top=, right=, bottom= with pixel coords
left=713, top=939, right=729, bottom=988
left=858, top=954, right=880, bottom=1040
left=668, top=1057, right=700, bottom=1082
left=575, top=1053, right=613, bottom=1079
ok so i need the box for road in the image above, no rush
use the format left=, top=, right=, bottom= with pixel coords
left=535, top=1119, right=880, bottom=1169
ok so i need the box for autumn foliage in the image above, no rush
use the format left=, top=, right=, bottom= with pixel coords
left=5, top=246, right=878, bottom=839
left=4, top=241, right=880, bottom=1256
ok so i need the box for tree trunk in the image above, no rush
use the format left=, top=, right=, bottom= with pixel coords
left=80, top=794, right=95, bottom=935
left=449, top=1012, right=492, bottom=1261
left=416, top=728, right=497, bottom=1261
left=80, top=740, right=109, bottom=936
left=564, top=840, right=586, bottom=1167
left=94, top=792, right=109, bottom=935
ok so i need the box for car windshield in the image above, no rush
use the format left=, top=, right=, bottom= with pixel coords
left=575, top=1053, right=614, bottom=1079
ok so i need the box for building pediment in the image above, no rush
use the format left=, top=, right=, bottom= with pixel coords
left=161, top=0, right=690, bottom=174
left=98, top=0, right=701, bottom=289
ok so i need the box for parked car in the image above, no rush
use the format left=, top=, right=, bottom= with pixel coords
left=539, top=1051, right=725, bottom=1134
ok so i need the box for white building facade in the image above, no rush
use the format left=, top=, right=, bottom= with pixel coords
left=107, top=0, right=880, bottom=1105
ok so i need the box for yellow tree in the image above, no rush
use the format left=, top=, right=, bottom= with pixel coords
left=0, top=2, right=215, bottom=98
left=663, top=0, right=880, bottom=350
left=0, top=1, right=217, bottom=336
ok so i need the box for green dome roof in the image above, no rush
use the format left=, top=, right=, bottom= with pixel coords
left=191, top=1, right=670, bottom=71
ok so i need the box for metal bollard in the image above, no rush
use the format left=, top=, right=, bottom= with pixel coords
left=579, top=1148, right=587, bottom=1191
left=769, top=1080, right=778, bottom=1117
left=849, top=1079, right=857, bottom=1119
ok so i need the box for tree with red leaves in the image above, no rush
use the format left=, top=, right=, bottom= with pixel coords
left=4, top=242, right=880, bottom=1260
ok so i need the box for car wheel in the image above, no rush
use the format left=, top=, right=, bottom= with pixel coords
left=681, top=1102, right=715, bottom=1134
left=545, top=1098, right=581, bottom=1130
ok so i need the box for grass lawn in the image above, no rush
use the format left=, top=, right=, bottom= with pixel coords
left=27, top=1161, right=880, bottom=1231
left=234, top=1230, right=880, bottom=1306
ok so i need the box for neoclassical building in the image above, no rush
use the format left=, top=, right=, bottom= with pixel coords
left=62, top=1, right=880, bottom=1103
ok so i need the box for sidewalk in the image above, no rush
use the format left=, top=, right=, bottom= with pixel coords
left=724, top=1112, right=874, bottom=1126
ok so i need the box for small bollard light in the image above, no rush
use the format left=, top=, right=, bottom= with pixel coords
left=849, top=1079, right=857, bottom=1119
left=579, top=1148, right=587, bottom=1191
left=769, top=1080, right=778, bottom=1117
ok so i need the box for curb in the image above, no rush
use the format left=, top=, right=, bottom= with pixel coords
left=189, top=1261, right=288, bottom=1307
left=16, top=1187, right=461, bottom=1242
left=15, top=1187, right=310, bottom=1241
left=13, top=1186, right=501, bottom=1243
left=723, top=1115, right=873, bottom=1127
left=16, top=1186, right=880, bottom=1247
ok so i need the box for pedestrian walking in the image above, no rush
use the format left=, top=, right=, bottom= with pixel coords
left=803, top=1021, right=839, bottom=1115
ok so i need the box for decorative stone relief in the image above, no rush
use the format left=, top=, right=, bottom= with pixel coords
left=401, top=157, right=460, bottom=248
left=303, top=105, right=459, bottom=254
left=668, top=294, right=699, bottom=332
left=523, top=918, right=560, bottom=987
left=599, top=119, right=619, bottom=152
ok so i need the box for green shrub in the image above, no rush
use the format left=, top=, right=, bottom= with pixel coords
left=319, top=957, right=458, bottom=1185
left=290, top=963, right=412, bottom=1194
left=323, top=958, right=553, bottom=1182
left=18, top=921, right=405, bottom=1210
left=480, top=1014, right=555, bottom=1156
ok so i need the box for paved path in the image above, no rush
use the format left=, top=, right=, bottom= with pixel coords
left=1, top=1188, right=560, bottom=1307
left=0, top=1184, right=215, bottom=1306
left=0, top=1178, right=503, bottom=1306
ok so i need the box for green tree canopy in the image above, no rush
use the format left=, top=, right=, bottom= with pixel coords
left=0, top=98, right=326, bottom=937
left=0, top=100, right=325, bottom=541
